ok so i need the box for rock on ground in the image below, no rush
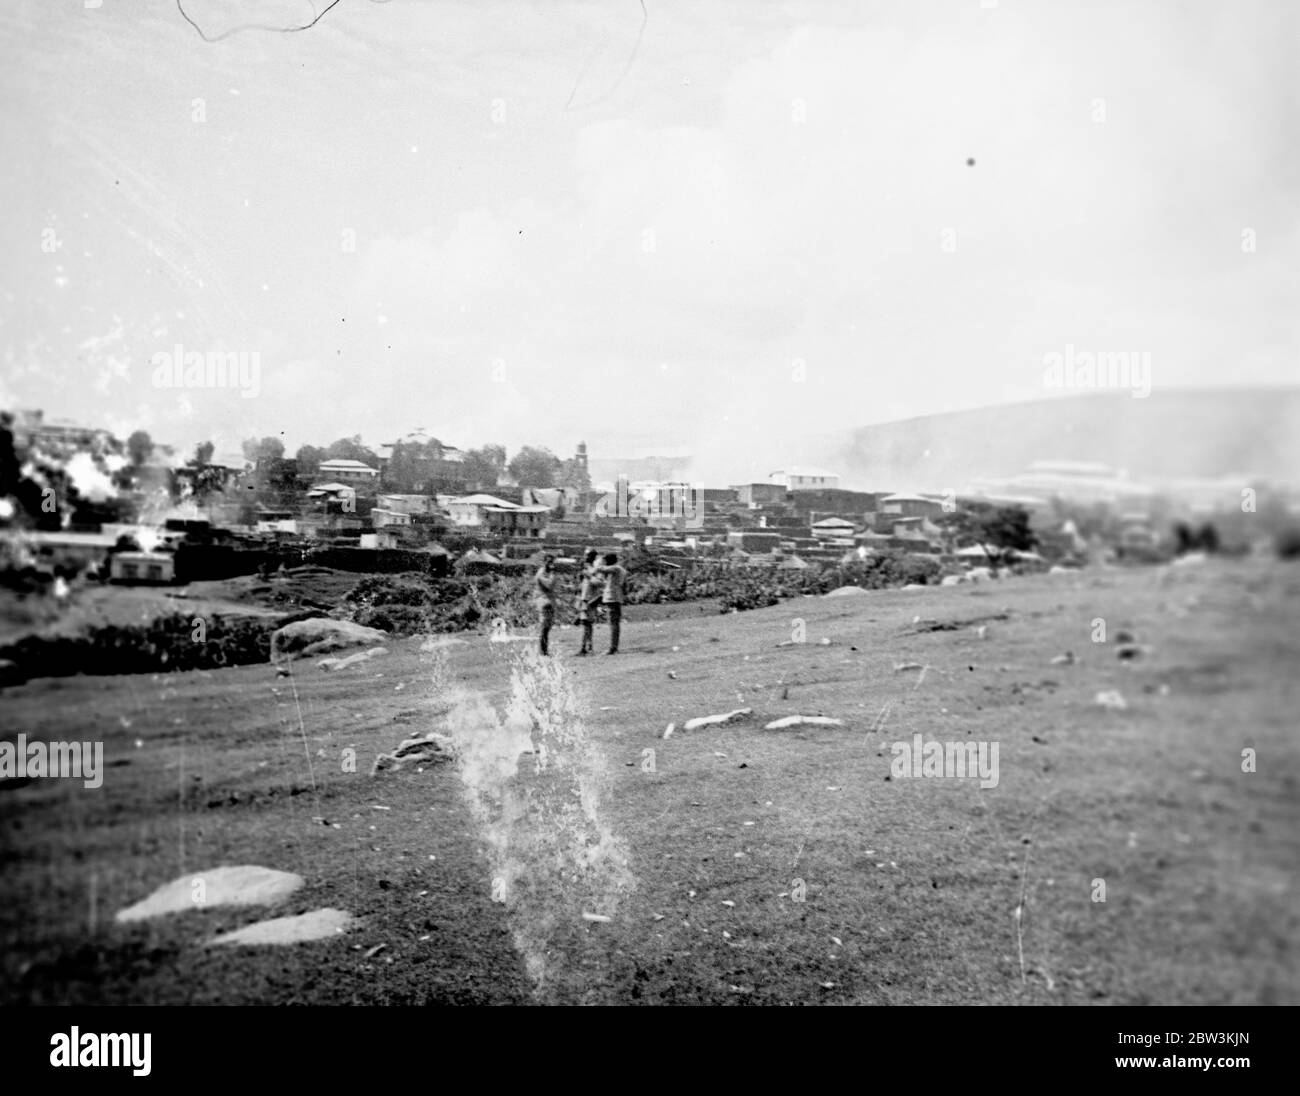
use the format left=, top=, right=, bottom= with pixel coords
left=683, top=708, right=752, bottom=731
left=270, top=619, right=388, bottom=664
left=318, top=646, right=389, bottom=671
left=823, top=586, right=867, bottom=598
left=372, top=732, right=456, bottom=773
left=115, top=866, right=304, bottom=923
left=764, top=715, right=845, bottom=730
left=208, top=908, right=354, bottom=946
left=1094, top=690, right=1129, bottom=711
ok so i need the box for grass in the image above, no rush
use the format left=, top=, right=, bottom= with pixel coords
left=1, top=558, right=1297, bottom=1004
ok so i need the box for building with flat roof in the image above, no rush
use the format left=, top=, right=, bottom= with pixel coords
left=770, top=467, right=839, bottom=491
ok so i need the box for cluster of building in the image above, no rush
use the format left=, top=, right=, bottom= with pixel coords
left=10, top=410, right=1293, bottom=585
left=232, top=450, right=969, bottom=572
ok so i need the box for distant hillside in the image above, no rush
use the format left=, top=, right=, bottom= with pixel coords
left=806, top=389, right=1300, bottom=493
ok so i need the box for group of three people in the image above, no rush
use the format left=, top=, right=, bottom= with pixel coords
left=534, top=550, right=627, bottom=657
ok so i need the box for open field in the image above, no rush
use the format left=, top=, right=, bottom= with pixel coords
left=1, top=558, right=1297, bottom=1005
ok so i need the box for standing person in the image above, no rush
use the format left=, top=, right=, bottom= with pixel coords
left=600, top=550, right=629, bottom=655
left=534, top=554, right=558, bottom=656
left=574, top=549, right=602, bottom=656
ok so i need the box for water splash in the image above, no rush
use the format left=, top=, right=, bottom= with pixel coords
left=430, top=644, right=636, bottom=994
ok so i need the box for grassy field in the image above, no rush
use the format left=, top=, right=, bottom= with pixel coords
left=1, top=558, right=1297, bottom=1005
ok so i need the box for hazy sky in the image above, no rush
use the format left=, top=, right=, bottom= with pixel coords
left=1, top=0, right=1296, bottom=482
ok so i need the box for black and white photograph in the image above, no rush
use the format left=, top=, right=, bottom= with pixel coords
left=0, top=0, right=1296, bottom=1059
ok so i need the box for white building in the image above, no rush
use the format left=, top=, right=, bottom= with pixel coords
left=316, top=459, right=380, bottom=485
left=770, top=466, right=839, bottom=491
left=371, top=508, right=413, bottom=529
left=445, top=493, right=520, bottom=527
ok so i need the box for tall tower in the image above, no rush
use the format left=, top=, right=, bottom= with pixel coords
left=575, top=441, right=588, bottom=474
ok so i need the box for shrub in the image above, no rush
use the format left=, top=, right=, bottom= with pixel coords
left=1276, top=527, right=1300, bottom=560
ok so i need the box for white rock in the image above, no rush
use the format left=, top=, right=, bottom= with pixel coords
left=271, top=619, right=388, bottom=663
left=116, top=866, right=303, bottom=923
left=318, top=646, right=389, bottom=671
left=683, top=708, right=753, bottom=731
left=208, top=908, right=354, bottom=946
left=823, top=585, right=867, bottom=598
left=764, top=715, right=845, bottom=730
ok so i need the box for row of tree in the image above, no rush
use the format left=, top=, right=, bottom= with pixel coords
left=228, top=435, right=590, bottom=494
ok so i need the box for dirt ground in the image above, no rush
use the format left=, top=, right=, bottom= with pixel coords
left=1, top=558, right=1297, bottom=1005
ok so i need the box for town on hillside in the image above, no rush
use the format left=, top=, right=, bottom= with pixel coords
left=3, top=409, right=1296, bottom=602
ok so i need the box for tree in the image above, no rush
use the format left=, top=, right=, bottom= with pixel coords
left=295, top=444, right=325, bottom=478
left=384, top=441, right=424, bottom=493
left=935, top=502, right=1037, bottom=562
left=193, top=440, right=215, bottom=466
left=242, top=436, right=285, bottom=465
left=507, top=445, right=562, bottom=489
left=461, top=444, right=507, bottom=490
left=324, top=435, right=378, bottom=466
left=560, top=454, right=592, bottom=494
left=127, top=430, right=154, bottom=466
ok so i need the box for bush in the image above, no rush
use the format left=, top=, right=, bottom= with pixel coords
left=0, top=613, right=278, bottom=680
left=1276, top=527, right=1300, bottom=560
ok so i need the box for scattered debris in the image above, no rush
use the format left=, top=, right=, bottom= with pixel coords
left=893, top=662, right=925, bottom=673
left=363, top=943, right=387, bottom=959
left=581, top=912, right=611, bottom=923
left=911, top=612, right=1009, bottom=634
left=1050, top=651, right=1075, bottom=665
left=1115, top=644, right=1148, bottom=662
left=662, top=723, right=675, bottom=740
left=1094, top=690, right=1129, bottom=711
